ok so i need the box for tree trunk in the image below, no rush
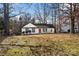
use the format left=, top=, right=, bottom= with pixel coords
left=70, top=3, right=75, bottom=33
left=77, top=20, right=79, bottom=33
left=43, top=4, right=46, bottom=24
left=3, top=3, right=9, bottom=35
left=54, top=9, right=57, bottom=33
left=70, top=17, right=75, bottom=33
left=19, top=16, right=22, bottom=35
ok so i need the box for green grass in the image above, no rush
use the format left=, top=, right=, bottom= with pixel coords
left=0, top=34, right=79, bottom=56
left=6, top=47, right=32, bottom=56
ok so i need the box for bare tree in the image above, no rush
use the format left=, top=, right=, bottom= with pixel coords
left=34, top=3, right=50, bottom=24
left=70, top=3, right=75, bottom=33
left=3, top=3, right=9, bottom=35
left=3, top=3, right=32, bottom=35
left=58, top=3, right=78, bottom=33
left=74, top=4, right=79, bottom=33
left=50, top=3, right=59, bottom=33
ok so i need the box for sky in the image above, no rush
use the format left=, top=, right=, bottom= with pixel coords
left=0, top=3, right=60, bottom=17
left=9, top=3, right=59, bottom=16
left=0, top=3, right=60, bottom=24
left=10, top=3, right=35, bottom=16
left=7, top=3, right=59, bottom=23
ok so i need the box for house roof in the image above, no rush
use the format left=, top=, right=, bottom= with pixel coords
left=34, top=24, right=54, bottom=28
left=23, top=23, right=54, bottom=28
left=23, top=23, right=37, bottom=28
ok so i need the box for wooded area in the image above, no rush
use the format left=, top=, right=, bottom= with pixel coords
left=0, top=3, right=79, bottom=36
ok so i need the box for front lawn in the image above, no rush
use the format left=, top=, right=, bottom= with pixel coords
left=0, top=34, right=79, bottom=56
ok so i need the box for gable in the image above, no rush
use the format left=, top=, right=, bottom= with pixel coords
left=23, top=23, right=37, bottom=28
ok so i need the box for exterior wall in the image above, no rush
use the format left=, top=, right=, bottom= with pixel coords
left=35, top=28, right=39, bottom=34
left=28, top=28, right=34, bottom=34
left=22, top=28, right=39, bottom=34
left=40, top=28, right=44, bottom=33
left=52, top=28, right=54, bottom=33
left=22, top=27, right=54, bottom=34
left=36, top=28, right=44, bottom=33
left=22, top=28, right=26, bottom=32
left=47, top=28, right=52, bottom=33
left=43, top=28, right=47, bottom=33
left=47, top=28, right=54, bottom=33
left=39, top=28, right=54, bottom=33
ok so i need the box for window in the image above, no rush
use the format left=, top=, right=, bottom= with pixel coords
left=26, top=28, right=31, bottom=33
left=51, top=29, right=52, bottom=32
left=45, top=28, right=52, bottom=33
left=43, top=28, right=47, bottom=32
left=32, top=28, right=35, bottom=32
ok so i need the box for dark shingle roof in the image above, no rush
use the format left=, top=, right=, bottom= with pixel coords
left=34, top=24, right=54, bottom=28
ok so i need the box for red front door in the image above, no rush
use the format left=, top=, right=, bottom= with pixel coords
left=39, top=28, right=41, bottom=33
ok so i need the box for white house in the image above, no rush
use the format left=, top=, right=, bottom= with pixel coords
left=22, top=23, right=55, bottom=34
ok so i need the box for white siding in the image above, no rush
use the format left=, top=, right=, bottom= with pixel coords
left=52, top=28, right=54, bottom=33
left=35, top=28, right=39, bottom=33
left=22, top=28, right=26, bottom=32
left=47, top=28, right=54, bottom=33
left=47, top=28, right=52, bottom=33
left=22, top=27, right=54, bottom=34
